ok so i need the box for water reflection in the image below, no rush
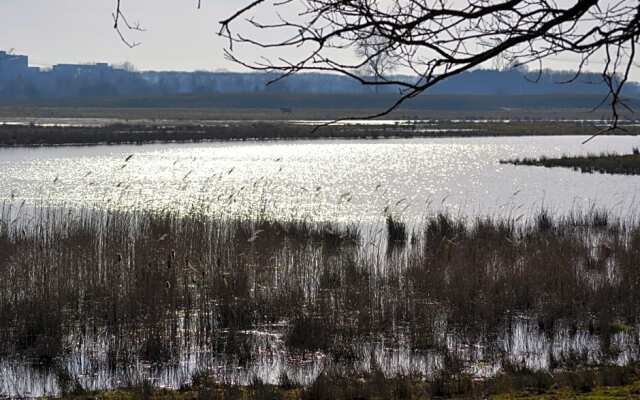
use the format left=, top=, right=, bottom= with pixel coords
left=3, top=136, right=640, bottom=396
left=2, top=319, right=638, bottom=397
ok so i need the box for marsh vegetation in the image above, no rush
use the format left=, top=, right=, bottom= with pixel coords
left=503, top=149, right=640, bottom=175
left=1, top=203, right=640, bottom=396
left=50, top=364, right=640, bottom=399
left=2, top=119, right=640, bottom=147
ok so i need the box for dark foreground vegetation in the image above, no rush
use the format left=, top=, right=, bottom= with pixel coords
left=1, top=205, right=640, bottom=396
left=51, top=364, right=640, bottom=399
left=2, top=120, right=640, bottom=147
left=503, top=149, right=640, bottom=175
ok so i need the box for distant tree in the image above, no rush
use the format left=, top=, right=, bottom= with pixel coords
left=355, top=35, right=397, bottom=93
left=114, top=61, right=137, bottom=72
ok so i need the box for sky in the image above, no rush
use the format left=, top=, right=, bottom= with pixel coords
left=0, top=0, right=637, bottom=79
left=0, top=0, right=251, bottom=71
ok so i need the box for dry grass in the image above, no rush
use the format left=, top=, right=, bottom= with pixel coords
left=503, top=151, right=640, bottom=175
left=2, top=120, right=640, bottom=147
left=47, top=364, right=640, bottom=399
left=1, top=204, right=640, bottom=394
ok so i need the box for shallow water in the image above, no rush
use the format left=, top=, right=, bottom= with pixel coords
left=1, top=136, right=640, bottom=222
left=3, top=135, right=640, bottom=397
left=2, top=319, right=637, bottom=397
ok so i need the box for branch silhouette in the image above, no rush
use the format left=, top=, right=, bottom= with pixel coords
left=113, top=1, right=639, bottom=132
left=218, top=0, right=639, bottom=130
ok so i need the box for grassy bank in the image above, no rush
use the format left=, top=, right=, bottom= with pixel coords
left=503, top=150, right=640, bottom=175
left=0, top=102, right=635, bottom=124
left=0, top=103, right=631, bottom=122
left=1, top=93, right=635, bottom=114
left=50, top=365, right=640, bottom=399
left=2, top=204, right=640, bottom=395
left=1, top=120, right=640, bottom=146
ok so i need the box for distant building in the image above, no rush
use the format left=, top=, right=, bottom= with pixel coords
left=52, top=63, right=112, bottom=79
left=0, top=49, right=636, bottom=100
left=0, top=51, right=29, bottom=81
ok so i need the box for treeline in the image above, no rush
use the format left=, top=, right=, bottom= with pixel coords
left=1, top=57, right=637, bottom=100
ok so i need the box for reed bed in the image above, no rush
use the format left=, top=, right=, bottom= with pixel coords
left=503, top=151, right=640, bottom=175
left=1, top=204, right=640, bottom=395
left=2, top=120, right=640, bottom=147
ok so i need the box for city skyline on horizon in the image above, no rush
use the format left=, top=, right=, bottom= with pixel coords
left=1, top=47, right=634, bottom=103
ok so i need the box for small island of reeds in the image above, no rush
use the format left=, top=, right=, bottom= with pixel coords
left=502, top=148, right=640, bottom=175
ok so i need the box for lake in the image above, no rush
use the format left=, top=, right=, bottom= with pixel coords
left=2, top=134, right=640, bottom=397
left=1, top=135, right=640, bottom=223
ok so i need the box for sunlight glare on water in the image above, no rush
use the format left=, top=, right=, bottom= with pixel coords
left=2, top=136, right=640, bottom=222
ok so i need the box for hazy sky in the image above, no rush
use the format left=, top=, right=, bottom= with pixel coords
left=0, top=0, right=251, bottom=71
left=0, top=0, right=636, bottom=79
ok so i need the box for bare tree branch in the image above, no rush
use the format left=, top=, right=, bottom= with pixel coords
left=219, top=0, right=640, bottom=128
left=113, top=0, right=143, bottom=48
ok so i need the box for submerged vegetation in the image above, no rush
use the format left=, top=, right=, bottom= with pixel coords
left=2, top=203, right=640, bottom=396
left=502, top=150, right=640, bottom=175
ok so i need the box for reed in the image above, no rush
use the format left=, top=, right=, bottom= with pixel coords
left=503, top=150, right=640, bottom=175
left=48, top=363, right=640, bottom=399
left=1, top=205, right=640, bottom=395
left=2, top=120, right=640, bottom=147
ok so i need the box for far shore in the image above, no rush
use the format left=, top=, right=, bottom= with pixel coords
left=1, top=118, right=639, bottom=147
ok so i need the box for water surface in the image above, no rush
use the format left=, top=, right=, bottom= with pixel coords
left=3, top=135, right=640, bottom=396
left=2, top=136, right=640, bottom=222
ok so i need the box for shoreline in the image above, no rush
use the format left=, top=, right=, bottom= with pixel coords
left=47, top=364, right=640, bottom=399
left=1, top=120, right=639, bottom=147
